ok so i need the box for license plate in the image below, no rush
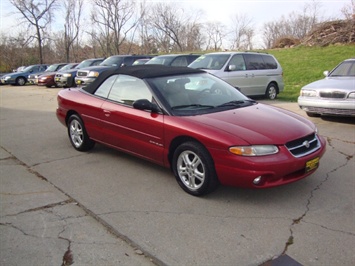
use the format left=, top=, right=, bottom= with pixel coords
left=306, top=157, right=319, bottom=172
left=55, top=78, right=60, bottom=81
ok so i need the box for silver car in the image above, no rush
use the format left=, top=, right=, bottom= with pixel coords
left=188, top=52, right=284, bottom=99
left=298, top=58, right=355, bottom=117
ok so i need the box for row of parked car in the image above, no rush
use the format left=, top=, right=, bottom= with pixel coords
left=1, top=53, right=354, bottom=117
left=0, top=52, right=285, bottom=100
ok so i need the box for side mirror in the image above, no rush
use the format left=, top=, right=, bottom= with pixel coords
left=133, top=99, right=160, bottom=113
left=323, top=70, right=329, bottom=77
left=228, top=65, right=236, bottom=71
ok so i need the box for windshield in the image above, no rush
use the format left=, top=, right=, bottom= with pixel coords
left=189, top=54, right=230, bottom=70
left=148, top=73, right=253, bottom=116
left=60, top=64, right=75, bottom=71
left=99, top=56, right=124, bottom=66
left=145, top=56, right=174, bottom=66
left=329, top=60, right=355, bottom=77
left=77, top=60, right=96, bottom=68
left=46, top=64, right=58, bottom=72
left=22, top=66, right=35, bottom=72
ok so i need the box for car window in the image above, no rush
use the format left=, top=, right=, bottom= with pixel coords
left=107, top=75, right=152, bottom=106
left=189, top=54, right=230, bottom=70
left=94, top=75, right=117, bottom=98
left=93, top=60, right=102, bottom=66
left=229, top=54, right=246, bottom=71
left=261, top=55, right=278, bottom=69
left=244, top=54, right=266, bottom=70
left=171, top=57, right=188, bottom=67
left=123, top=57, right=135, bottom=66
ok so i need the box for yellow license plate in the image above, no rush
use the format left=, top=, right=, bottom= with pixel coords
left=306, top=157, right=319, bottom=172
left=55, top=78, right=60, bottom=81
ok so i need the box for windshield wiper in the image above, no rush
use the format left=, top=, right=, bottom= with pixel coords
left=217, top=100, right=257, bottom=108
left=217, top=100, right=246, bottom=107
left=171, top=104, right=215, bottom=110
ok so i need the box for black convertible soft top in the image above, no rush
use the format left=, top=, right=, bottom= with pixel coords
left=82, top=65, right=205, bottom=94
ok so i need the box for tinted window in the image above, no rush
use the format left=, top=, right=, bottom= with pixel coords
left=123, top=57, right=135, bottom=66
left=244, top=54, right=266, bottom=70
left=171, top=57, right=188, bottom=67
left=262, top=55, right=277, bottom=69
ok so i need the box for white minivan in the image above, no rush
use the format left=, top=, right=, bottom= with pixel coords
left=189, top=52, right=284, bottom=99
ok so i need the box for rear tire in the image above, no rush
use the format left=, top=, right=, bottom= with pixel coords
left=265, top=83, right=278, bottom=100
left=67, top=114, right=95, bottom=151
left=172, top=141, right=219, bottom=196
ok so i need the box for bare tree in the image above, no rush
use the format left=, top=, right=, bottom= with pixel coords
left=229, top=14, right=254, bottom=50
left=341, top=0, right=355, bottom=19
left=62, top=0, right=84, bottom=62
left=148, top=3, right=204, bottom=53
left=204, top=21, right=226, bottom=51
left=9, top=0, right=58, bottom=63
left=90, top=0, right=139, bottom=55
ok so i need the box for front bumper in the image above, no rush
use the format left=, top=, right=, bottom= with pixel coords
left=211, top=135, right=327, bottom=188
left=298, top=96, right=355, bottom=116
left=75, top=76, right=96, bottom=86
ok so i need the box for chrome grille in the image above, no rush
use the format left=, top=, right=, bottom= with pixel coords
left=76, top=70, right=88, bottom=77
left=319, top=91, right=346, bottom=99
left=285, top=133, right=320, bottom=158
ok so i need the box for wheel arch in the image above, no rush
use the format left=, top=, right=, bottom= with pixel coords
left=16, top=76, right=27, bottom=84
left=65, top=110, right=80, bottom=126
left=168, top=136, right=207, bottom=168
left=267, top=81, right=279, bottom=94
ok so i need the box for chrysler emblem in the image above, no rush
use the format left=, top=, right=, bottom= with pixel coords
left=303, top=140, right=310, bottom=148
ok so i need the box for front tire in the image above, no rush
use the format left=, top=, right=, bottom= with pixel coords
left=67, top=114, right=95, bottom=151
left=265, top=83, right=278, bottom=100
left=16, top=77, right=26, bottom=86
left=172, top=141, right=219, bottom=196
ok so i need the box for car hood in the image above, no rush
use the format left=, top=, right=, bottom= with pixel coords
left=185, top=103, right=315, bottom=145
left=302, top=77, right=355, bottom=91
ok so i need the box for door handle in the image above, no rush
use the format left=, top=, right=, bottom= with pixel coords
left=103, top=110, right=111, bottom=117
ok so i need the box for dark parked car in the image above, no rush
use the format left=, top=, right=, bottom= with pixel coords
left=57, top=65, right=326, bottom=196
left=28, top=63, right=67, bottom=84
left=55, top=58, right=104, bottom=88
left=75, top=55, right=154, bottom=86
left=38, top=63, right=79, bottom=88
left=298, top=58, right=355, bottom=117
left=1, top=64, right=48, bottom=86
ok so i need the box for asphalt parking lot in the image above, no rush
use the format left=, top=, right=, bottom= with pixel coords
left=1, top=85, right=354, bottom=266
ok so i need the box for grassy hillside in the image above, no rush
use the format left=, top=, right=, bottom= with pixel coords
left=265, top=45, right=355, bottom=101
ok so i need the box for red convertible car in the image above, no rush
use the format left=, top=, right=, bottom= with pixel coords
left=56, top=65, right=326, bottom=196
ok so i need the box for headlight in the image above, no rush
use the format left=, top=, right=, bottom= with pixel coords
left=88, top=71, right=99, bottom=77
left=63, top=73, right=72, bottom=77
left=300, top=89, right=317, bottom=97
left=229, top=145, right=279, bottom=156
left=348, top=92, right=355, bottom=99
left=4, top=76, right=11, bottom=80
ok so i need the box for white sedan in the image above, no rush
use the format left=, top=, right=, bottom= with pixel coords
left=298, top=58, right=355, bottom=117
